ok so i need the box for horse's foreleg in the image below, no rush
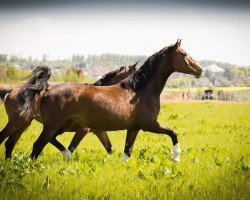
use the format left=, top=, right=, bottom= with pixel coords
left=31, top=126, right=56, bottom=159
left=94, top=131, right=114, bottom=154
left=122, top=130, right=139, bottom=162
left=68, top=128, right=89, bottom=154
left=143, top=121, right=181, bottom=162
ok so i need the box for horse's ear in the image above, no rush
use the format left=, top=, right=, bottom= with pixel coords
left=119, top=66, right=126, bottom=72
left=128, top=61, right=139, bottom=72
left=178, top=39, right=182, bottom=46
left=174, top=39, right=181, bottom=50
left=129, top=61, right=138, bottom=71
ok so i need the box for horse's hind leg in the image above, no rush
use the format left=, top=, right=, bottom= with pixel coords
left=0, top=122, right=19, bottom=145
left=122, top=130, right=139, bottom=162
left=49, top=134, right=71, bottom=160
left=31, top=125, right=57, bottom=159
left=94, top=131, right=114, bottom=154
left=50, top=136, right=66, bottom=152
left=68, top=128, right=89, bottom=154
left=5, top=124, right=29, bottom=159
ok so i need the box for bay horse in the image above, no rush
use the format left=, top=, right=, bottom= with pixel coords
left=0, top=63, right=137, bottom=159
left=0, top=66, right=51, bottom=158
left=31, top=39, right=203, bottom=162
left=47, top=63, right=137, bottom=159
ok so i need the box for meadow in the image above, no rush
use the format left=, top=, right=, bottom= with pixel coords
left=163, top=87, right=250, bottom=92
left=0, top=102, right=249, bottom=200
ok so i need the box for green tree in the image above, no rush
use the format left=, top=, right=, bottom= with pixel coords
left=42, top=54, right=47, bottom=63
left=0, top=54, right=8, bottom=63
left=6, top=66, right=19, bottom=80
left=0, top=64, right=7, bottom=82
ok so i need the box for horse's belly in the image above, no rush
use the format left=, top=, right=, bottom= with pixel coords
left=75, top=103, right=134, bottom=130
left=73, top=89, right=136, bottom=130
left=76, top=111, right=133, bottom=131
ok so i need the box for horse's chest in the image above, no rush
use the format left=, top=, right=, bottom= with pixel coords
left=137, top=99, right=160, bottom=120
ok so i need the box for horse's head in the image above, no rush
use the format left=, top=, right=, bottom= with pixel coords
left=93, top=62, right=137, bottom=86
left=170, top=39, right=203, bottom=78
left=108, top=62, right=137, bottom=85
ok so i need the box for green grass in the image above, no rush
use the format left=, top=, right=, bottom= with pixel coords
left=0, top=102, right=249, bottom=200
left=163, top=86, right=250, bottom=92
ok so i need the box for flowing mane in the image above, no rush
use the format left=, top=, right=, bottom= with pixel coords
left=93, top=67, right=125, bottom=86
left=120, top=45, right=174, bottom=92
left=17, top=66, right=51, bottom=116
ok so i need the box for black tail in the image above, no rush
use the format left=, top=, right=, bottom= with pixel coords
left=17, top=66, right=51, bottom=116
left=0, top=88, right=12, bottom=102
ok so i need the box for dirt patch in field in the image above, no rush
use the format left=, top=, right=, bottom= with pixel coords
left=0, top=84, right=13, bottom=88
left=161, top=91, right=185, bottom=102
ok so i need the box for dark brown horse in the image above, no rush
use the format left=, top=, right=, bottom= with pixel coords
left=0, top=66, right=51, bottom=158
left=0, top=63, right=137, bottom=159
left=31, top=40, right=203, bottom=162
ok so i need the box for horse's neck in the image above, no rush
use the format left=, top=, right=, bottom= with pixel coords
left=145, top=60, right=174, bottom=97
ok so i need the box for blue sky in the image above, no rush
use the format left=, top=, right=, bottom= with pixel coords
left=0, top=0, right=249, bottom=66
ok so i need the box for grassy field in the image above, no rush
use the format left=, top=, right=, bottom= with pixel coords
left=163, top=86, right=250, bottom=92
left=0, top=102, right=249, bottom=200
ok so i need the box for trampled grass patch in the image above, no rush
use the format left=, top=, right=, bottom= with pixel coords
left=0, top=102, right=249, bottom=199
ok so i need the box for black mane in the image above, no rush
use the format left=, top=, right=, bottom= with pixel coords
left=120, top=45, right=173, bottom=91
left=93, top=68, right=123, bottom=86
left=17, top=66, right=51, bottom=116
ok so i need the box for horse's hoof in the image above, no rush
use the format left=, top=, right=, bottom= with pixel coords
left=108, top=147, right=115, bottom=155
left=121, top=154, right=130, bottom=162
left=61, top=149, right=71, bottom=160
left=172, top=143, right=181, bottom=162
left=173, top=143, right=181, bottom=154
left=172, top=156, right=180, bottom=162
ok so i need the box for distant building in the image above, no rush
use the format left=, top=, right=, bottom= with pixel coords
left=13, top=64, right=23, bottom=70
left=204, top=64, right=225, bottom=76
left=204, top=64, right=226, bottom=86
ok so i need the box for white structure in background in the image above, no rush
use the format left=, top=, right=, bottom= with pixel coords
left=13, top=64, right=23, bottom=70
left=204, top=64, right=226, bottom=86
left=204, top=64, right=225, bottom=76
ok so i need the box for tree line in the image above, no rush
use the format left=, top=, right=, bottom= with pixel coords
left=0, top=54, right=249, bottom=87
